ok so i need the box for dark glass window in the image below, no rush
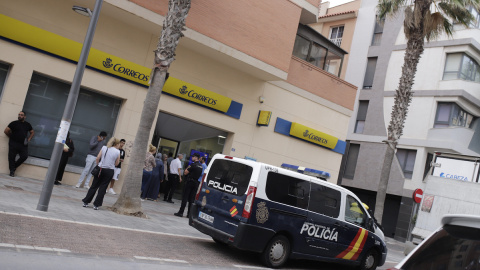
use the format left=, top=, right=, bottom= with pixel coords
left=266, top=172, right=310, bottom=209
left=363, top=57, right=377, bottom=89
left=443, top=53, right=480, bottom=82
left=371, top=17, right=384, bottom=46
left=355, top=101, right=369, bottom=133
left=23, top=73, right=122, bottom=166
left=207, top=159, right=252, bottom=196
left=0, top=62, right=10, bottom=99
left=345, top=195, right=367, bottom=228
left=434, top=102, right=475, bottom=128
left=308, top=183, right=341, bottom=218
left=396, top=149, right=416, bottom=179
left=344, top=143, right=360, bottom=179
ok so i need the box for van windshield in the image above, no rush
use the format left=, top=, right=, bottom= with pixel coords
left=206, top=159, right=253, bottom=196
left=401, top=224, right=480, bottom=270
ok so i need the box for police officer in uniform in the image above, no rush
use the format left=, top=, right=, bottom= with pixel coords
left=174, top=153, right=203, bottom=218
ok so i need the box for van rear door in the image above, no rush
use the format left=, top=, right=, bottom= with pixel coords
left=198, top=158, right=253, bottom=236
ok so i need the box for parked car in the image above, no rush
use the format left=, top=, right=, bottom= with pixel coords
left=389, top=214, right=480, bottom=270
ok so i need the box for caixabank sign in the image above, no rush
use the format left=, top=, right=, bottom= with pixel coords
left=0, top=15, right=242, bottom=119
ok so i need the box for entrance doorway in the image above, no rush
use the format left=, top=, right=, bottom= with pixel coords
left=152, top=112, right=227, bottom=166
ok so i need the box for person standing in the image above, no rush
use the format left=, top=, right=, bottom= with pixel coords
left=108, top=139, right=125, bottom=194
left=82, top=137, right=120, bottom=210
left=4, top=111, right=34, bottom=177
left=54, top=132, right=74, bottom=185
left=199, top=156, right=207, bottom=182
left=141, top=144, right=157, bottom=195
left=158, top=153, right=168, bottom=197
left=174, top=153, right=203, bottom=218
left=141, top=153, right=164, bottom=201
left=164, top=153, right=183, bottom=203
left=75, top=131, right=107, bottom=189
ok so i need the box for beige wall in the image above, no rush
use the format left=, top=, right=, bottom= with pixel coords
left=0, top=0, right=352, bottom=188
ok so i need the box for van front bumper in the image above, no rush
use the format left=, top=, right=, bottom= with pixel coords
left=189, top=205, right=275, bottom=253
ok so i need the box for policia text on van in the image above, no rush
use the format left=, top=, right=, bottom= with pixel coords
left=189, top=154, right=387, bottom=269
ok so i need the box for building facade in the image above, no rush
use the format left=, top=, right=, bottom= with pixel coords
left=0, top=0, right=357, bottom=193
left=340, top=0, right=480, bottom=241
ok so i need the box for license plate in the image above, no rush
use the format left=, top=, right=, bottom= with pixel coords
left=199, top=211, right=214, bottom=223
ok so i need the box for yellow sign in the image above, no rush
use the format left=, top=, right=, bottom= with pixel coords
left=289, top=122, right=338, bottom=149
left=257, top=111, right=272, bottom=126
left=163, top=77, right=232, bottom=112
left=0, top=15, right=151, bottom=86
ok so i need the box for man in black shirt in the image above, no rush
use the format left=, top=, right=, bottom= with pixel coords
left=174, top=153, right=203, bottom=218
left=4, top=111, right=34, bottom=177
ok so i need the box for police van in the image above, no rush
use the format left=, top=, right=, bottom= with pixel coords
left=189, top=154, right=387, bottom=269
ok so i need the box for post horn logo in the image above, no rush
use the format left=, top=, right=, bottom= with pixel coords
left=103, top=58, right=113, bottom=68
left=179, top=85, right=188, bottom=95
left=303, top=130, right=309, bottom=137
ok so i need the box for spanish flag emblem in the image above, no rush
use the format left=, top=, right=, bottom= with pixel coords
left=336, top=228, right=368, bottom=261
left=230, top=206, right=238, bottom=217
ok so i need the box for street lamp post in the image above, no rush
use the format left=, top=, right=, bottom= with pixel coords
left=37, top=0, right=103, bottom=212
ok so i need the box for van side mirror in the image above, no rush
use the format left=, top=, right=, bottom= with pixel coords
left=367, top=218, right=374, bottom=230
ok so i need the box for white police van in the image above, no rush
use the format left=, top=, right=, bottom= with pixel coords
left=189, top=154, right=387, bottom=269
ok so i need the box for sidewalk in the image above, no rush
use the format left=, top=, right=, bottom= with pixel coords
left=0, top=173, right=207, bottom=240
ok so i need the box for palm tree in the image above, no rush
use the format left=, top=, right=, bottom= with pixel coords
left=374, top=0, right=479, bottom=222
left=111, top=0, right=191, bottom=216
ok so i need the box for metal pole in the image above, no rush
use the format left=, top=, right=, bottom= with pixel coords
left=37, top=0, right=103, bottom=211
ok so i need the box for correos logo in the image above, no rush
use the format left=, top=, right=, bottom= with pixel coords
left=179, top=85, right=217, bottom=105
left=303, top=129, right=328, bottom=145
left=439, top=172, right=469, bottom=181
left=102, top=58, right=149, bottom=82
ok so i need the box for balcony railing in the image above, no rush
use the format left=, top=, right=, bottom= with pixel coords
left=329, top=37, right=342, bottom=47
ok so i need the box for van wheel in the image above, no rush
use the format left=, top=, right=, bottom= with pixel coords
left=261, top=235, right=290, bottom=268
left=358, top=249, right=379, bottom=270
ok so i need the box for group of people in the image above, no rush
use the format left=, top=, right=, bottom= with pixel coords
left=5, top=111, right=209, bottom=216
left=139, top=146, right=207, bottom=218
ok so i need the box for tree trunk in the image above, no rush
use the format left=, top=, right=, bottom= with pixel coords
left=374, top=3, right=427, bottom=222
left=111, top=0, right=191, bottom=216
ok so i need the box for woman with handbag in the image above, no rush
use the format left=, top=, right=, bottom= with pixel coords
left=82, top=137, right=121, bottom=210
left=140, top=144, right=157, bottom=196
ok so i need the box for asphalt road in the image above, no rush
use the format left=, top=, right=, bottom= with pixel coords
left=0, top=213, right=401, bottom=270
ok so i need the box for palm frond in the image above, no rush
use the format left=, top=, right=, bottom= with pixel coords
left=377, top=0, right=408, bottom=20
left=438, top=2, right=474, bottom=27
left=424, top=12, right=450, bottom=40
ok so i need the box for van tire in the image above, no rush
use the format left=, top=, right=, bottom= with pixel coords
left=261, top=235, right=290, bottom=268
left=357, top=249, right=379, bottom=270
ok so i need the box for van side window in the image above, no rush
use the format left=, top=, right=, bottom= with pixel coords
left=308, top=183, right=341, bottom=218
left=344, top=195, right=367, bottom=228
left=207, top=160, right=253, bottom=195
left=266, top=172, right=309, bottom=209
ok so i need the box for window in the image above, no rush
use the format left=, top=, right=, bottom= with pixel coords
left=371, top=17, right=384, bottom=46
left=443, top=53, right=480, bottom=82
left=266, top=172, right=310, bottom=209
left=308, top=183, right=341, bottom=218
left=434, top=102, right=475, bottom=128
left=344, top=143, right=360, bottom=179
left=363, top=57, right=377, bottom=89
left=207, top=159, right=253, bottom=196
left=345, top=195, right=367, bottom=228
left=329, top=26, right=344, bottom=47
left=292, top=33, right=344, bottom=77
left=22, top=73, right=122, bottom=167
left=396, top=149, right=416, bottom=179
left=0, top=62, right=10, bottom=100
left=355, top=101, right=369, bottom=133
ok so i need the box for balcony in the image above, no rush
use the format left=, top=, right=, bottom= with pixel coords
left=330, top=37, right=342, bottom=47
